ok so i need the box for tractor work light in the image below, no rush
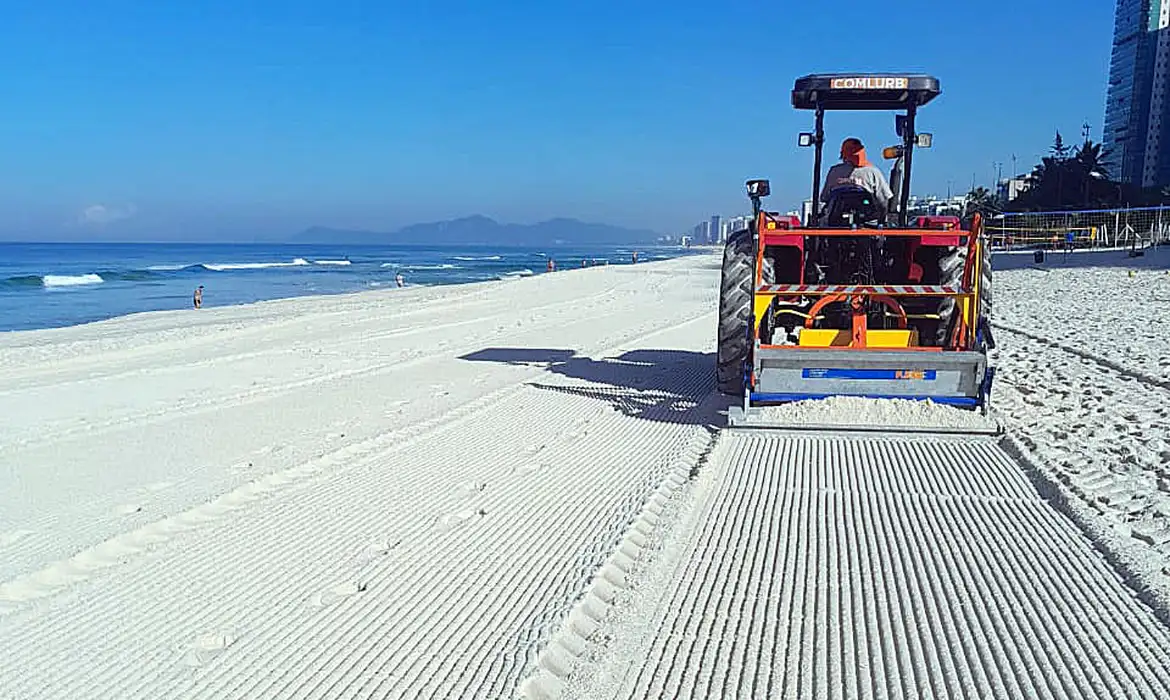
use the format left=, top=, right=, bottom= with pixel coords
left=916, top=133, right=934, bottom=148
left=798, top=132, right=814, bottom=147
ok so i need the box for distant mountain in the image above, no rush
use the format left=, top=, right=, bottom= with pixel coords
left=296, top=216, right=662, bottom=246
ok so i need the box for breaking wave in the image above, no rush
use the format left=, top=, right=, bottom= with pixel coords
left=200, top=258, right=311, bottom=271
left=42, top=274, right=104, bottom=287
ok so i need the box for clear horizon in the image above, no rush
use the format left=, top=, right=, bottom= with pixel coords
left=0, top=1, right=1114, bottom=241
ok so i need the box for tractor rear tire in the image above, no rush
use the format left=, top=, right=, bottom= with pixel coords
left=936, top=240, right=993, bottom=347
left=717, top=229, right=754, bottom=396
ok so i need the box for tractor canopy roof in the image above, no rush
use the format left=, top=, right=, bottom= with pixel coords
left=792, top=73, right=940, bottom=111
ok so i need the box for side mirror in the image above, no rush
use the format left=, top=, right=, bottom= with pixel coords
left=895, top=114, right=909, bottom=137
left=798, top=133, right=814, bottom=147
left=746, top=179, right=771, bottom=198
left=915, top=133, right=933, bottom=148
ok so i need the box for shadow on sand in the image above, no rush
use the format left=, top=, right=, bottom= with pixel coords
left=458, top=348, right=728, bottom=426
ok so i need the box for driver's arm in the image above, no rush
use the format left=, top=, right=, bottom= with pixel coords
left=871, top=168, right=894, bottom=208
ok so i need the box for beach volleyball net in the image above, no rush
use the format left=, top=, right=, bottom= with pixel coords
left=986, top=206, right=1170, bottom=251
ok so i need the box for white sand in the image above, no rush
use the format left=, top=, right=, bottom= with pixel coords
left=752, top=395, right=1000, bottom=431
left=0, top=254, right=723, bottom=698
left=3, top=247, right=1170, bottom=698
left=989, top=248, right=1170, bottom=602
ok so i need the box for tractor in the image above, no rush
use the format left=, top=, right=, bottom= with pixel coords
left=716, top=73, right=995, bottom=428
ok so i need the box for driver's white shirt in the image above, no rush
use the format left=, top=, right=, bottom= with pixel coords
left=821, top=162, right=893, bottom=207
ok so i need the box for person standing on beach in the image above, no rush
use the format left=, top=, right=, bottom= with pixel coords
left=193, top=285, right=203, bottom=309
left=395, top=273, right=405, bottom=288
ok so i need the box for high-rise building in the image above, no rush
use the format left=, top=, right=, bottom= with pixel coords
left=709, top=215, right=721, bottom=244
left=1104, top=0, right=1170, bottom=187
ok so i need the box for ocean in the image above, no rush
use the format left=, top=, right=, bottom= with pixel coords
left=0, top=242, right=704, bottom=333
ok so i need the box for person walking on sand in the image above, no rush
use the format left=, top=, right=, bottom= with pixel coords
left=193, top=285, right=203, bottom=309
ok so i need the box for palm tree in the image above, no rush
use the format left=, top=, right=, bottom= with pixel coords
left=1074, top=139, right=1108, bottom=180
left=965, top=186, right=1000, bottom=218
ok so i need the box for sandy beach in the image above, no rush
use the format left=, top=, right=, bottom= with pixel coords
left=0, top=254, right=723, bottom=698
left=2, top=249, right=1170, bottom=699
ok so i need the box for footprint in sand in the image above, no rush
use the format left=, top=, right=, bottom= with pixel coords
left=115, top=504, right=144, bottom=516
left=512, top=462, right=545, bottom=477
left=437, top=508, right=487, bottom=532
left=453, top=481, right=486, bottom=499
left=180, top=630, right=237, bottom=667
left=309, top=581, right=367, bottom=608
left=359, top=539, right=400, bottom=562
left=145, top=481, right=173, bottom=493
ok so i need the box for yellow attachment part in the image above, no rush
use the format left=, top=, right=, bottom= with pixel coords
left=972, top=239, right=984, bottom=322
left=798, top=329, right=919, bottom=348
left=867, top=329, right=919, bottom=347
left=798, top=329, right=852, bottom=347
left=752, top=294, right=772, bottom=333
left=961, top=239, right=983, bottom=336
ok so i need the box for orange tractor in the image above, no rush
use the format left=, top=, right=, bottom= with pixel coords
left=717, top=73, right=995, bottom=427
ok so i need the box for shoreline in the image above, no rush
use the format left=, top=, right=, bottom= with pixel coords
left=0, top=249, right=716, bottom=341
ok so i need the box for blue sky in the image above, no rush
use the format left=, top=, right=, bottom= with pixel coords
left=0, top=1, right=1116, bottom=240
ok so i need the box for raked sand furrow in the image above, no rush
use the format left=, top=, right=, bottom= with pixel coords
left=569, top=433, right=1170, bottom=700
left=0, top=311, right=719, bottom=699
left=1, top=258, right=688, bottom=433
left=11, top=395, right=672, bottom=698
left=0, top=278, right=632, bottom=450
left=20, top=377, right=597, bottom=629
left=277, top=417, right=688, bottom=699
left=4, top=376, right=554, bottom=694
left=200, top=390, right=709, bottom=698
left=0, top=375, right=537, bottom=610
left=0, top=285, right=714, bottom=580
left=276, top=354, right=717, bottom=699
left=0, top=288, right=509, bottom=389
left=896, top=467, right=1013, bottom=697
left=969, top=495, right=1170, bottom=691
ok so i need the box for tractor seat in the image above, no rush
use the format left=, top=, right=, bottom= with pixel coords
left=822, top=185, right=885, bottom=228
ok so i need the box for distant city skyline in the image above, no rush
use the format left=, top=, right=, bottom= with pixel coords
left=0, top=2, right=1116, bottom=242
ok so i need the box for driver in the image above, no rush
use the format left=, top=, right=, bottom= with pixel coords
left=820, top=137, right=894, bottom=210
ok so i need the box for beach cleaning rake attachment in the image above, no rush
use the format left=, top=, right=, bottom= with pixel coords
left=718, top=198, right=996, bottom=431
